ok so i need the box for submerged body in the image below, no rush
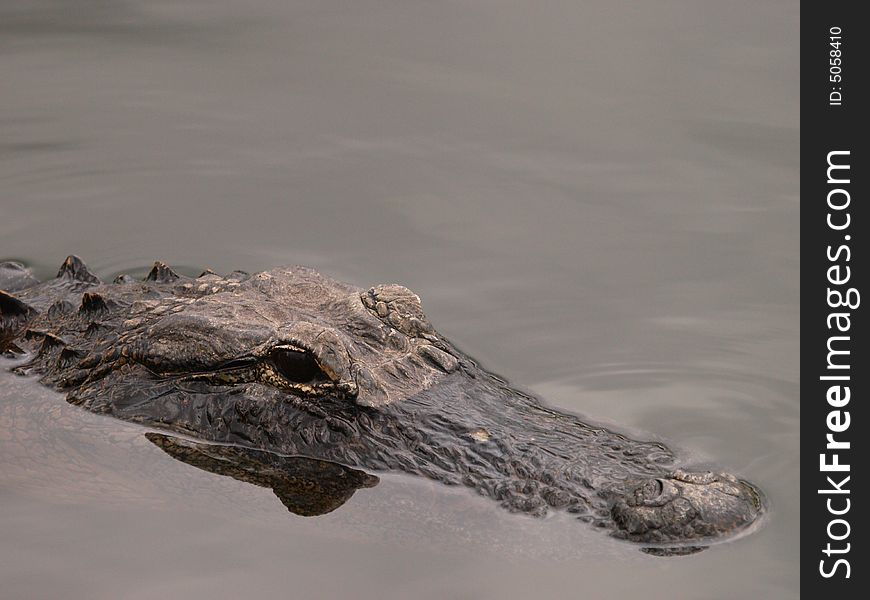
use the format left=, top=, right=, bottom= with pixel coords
left=0, top=257, right=765, bottom=552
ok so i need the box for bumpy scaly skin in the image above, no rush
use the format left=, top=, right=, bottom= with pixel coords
left=0, top=257, right=765, bottom=553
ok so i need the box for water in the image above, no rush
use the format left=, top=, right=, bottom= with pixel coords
left=1, top=1, right=798, bottom=598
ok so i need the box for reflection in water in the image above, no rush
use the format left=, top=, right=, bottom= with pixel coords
left=145, top=432, right=378, bottom=517
left=143, top=432, right=723, bottom=558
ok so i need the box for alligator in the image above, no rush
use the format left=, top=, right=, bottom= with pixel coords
left=0, top=256, right=766, bottom=554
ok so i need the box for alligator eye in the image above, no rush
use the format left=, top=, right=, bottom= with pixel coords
left=269, top=345, right=326, bottom=383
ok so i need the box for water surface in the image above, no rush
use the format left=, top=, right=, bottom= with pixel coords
left=1, top=1, right=798, bottom=598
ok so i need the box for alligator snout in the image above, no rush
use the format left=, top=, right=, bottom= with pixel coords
left=610, top=469, right=766, bottom=547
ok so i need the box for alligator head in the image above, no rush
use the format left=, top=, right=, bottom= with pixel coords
left=1, top=257, right=767, bottom=553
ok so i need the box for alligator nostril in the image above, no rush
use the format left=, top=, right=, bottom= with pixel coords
left=637, top=478, right=665, bottom=501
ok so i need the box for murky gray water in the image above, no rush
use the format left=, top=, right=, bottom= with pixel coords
left=1, top=1, right=798, bottom=598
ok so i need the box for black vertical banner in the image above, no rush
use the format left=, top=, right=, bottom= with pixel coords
left=802, top=2, right=867, bottom=596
